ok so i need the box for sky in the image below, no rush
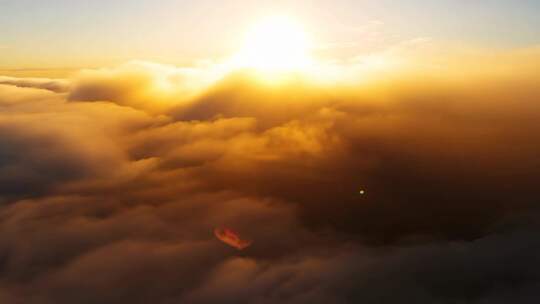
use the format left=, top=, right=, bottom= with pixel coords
left=1, top=0, right=539, bottom=70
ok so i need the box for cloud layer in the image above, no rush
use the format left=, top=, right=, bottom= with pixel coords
left=1, top=47, right=540, bottom=303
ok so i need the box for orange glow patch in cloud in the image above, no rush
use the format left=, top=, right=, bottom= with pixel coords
left=214, top=227, right=252, bottom=250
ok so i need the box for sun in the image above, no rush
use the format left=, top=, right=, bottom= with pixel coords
left=233, top=16, right=313, bottom=72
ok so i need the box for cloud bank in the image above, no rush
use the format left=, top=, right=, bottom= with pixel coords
left=1, top=46, right=540, bottom=303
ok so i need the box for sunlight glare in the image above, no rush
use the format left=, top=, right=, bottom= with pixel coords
left=233, top=16, right=313, bottom=72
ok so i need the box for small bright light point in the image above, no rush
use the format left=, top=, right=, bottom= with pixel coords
left=233, top=16, right=313, bottom=72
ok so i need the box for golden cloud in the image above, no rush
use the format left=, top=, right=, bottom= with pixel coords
left=1, top=45, right=540, bottom=303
